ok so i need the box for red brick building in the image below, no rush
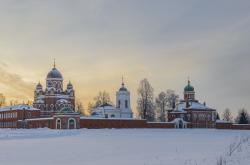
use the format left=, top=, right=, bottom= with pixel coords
left=33, top=61, right=75, bottom=117
left=168, top=80, right=217, bottom=128
left=0, top=105, right=40, bottom=128
left=20, top=107, right=80, bottom=129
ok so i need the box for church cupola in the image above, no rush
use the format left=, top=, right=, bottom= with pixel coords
left=46, top=59, right=63, bottom=93
left=34, top=82, right=43, bottom=98
left=184, top=80, right=194, bottom=92
left=66, top=81, right=74, bottom=97
left=67, top=81, right=73, bottom=90
left=119, top=81, right=128, bottom=92
left=36, top=82, right=43, bottom=90
left=184, top=79, right=195, bottom=101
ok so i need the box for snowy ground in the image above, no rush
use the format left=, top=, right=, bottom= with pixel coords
left=0, top=129, right=250, bottom=165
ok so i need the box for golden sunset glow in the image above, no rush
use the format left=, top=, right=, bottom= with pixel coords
left=0, top=1, right=250, bottom=115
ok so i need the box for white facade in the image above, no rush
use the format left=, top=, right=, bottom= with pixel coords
left=92, top=103, right=121, bottom=118
left=91, top=80, right=133, bottom=119
left=116, top=82, right=133, bottom=118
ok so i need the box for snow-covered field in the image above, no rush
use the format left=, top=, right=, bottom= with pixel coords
left=0, top=129, right=250, bottom=165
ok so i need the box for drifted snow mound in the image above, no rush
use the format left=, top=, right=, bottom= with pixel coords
left=0, top=129, right=250, bottom=165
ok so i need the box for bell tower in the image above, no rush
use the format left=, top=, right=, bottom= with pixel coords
left=116, top=77, right=133, bottom=118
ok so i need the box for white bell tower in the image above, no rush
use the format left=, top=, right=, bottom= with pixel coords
left=116, top=78, right=133, bottom=118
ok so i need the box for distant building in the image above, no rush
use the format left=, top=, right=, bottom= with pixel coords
left=0, top=62, right=218, bottom=129
left=92, top=80, right=133, bottom=118
left=168, top=80, right=216, bottom=128
left=33, top=61, right=75, bottom=117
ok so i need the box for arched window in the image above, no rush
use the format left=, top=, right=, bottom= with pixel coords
left=118, top=100, right=121, bottom=108
left=56, top=118, right=61, bottom=129
left=68, top=118, right=76, bottom=129
left=50, top=104, right=54, bottom=111
left=125, top=100, right=128, bottom=108
left=111, top=114, right=115, bottom=118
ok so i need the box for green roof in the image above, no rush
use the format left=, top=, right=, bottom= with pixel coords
left=184, top=80, right=194, bottom=92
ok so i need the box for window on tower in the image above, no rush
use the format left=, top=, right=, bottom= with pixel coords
left=118, top=100, right=121, bottom=108
left=125, top=100, right=128, bottom=108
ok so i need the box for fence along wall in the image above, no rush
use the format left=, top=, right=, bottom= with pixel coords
left=79, top=118, right=175, bottom=129
left=16, top=118, right=250, bottom=130
left=216, top=122, right=250, bottom=130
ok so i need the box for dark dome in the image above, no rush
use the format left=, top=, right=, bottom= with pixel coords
left=119, top=86, right=128, bottom=91
left=47, top=68, right=63, bottom=79
left=36, top=82, right=42, bottom=88
left=119, top=82, right=127, bottom=91
left=100, top=103, right=113, bottom=107
left=67, top=81, right=73, bottom=88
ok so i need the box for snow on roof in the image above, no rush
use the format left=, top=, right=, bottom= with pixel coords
left=56, top=99, right=69, bottom=103
left=93, top=104, right=117, bottom=111
left=36, top=96, right=45, bottom=99
left=35, top=99, right=44, bottom=104
left=169, top=118, right=189, bottom=123
left=0, top=105, right=40, bottom=112
left=173, top=101, right=215, bottom=113
left=216, top=120, right=232, bottom=123
left=25, top=117, right=53, bottom=121
left=53, top=95, right=71, bottom=99
left=80, top=116, right=143, bottom=121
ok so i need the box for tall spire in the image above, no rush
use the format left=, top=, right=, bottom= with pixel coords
left=53, top=58, right=56, bottom=68
left=119, top=76, right=127, bottom=91
left=122, top=76, right=124, bottom=87
left=188, top=76, right=190, bottom=85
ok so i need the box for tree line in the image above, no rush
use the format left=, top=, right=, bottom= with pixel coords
left=1, top=78, right=249, bottom=124
left=218, top=108, right=250, bottom=124
left=137, top=78, right=250, bottom=123
left=136, top=78, right=178, bottom=121
left=77, top=78, right=179, bottom=122
left=0, top=93, right=33, bottom=107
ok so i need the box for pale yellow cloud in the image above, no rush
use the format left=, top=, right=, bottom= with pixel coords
left=0, top=66, right=34, bottom=102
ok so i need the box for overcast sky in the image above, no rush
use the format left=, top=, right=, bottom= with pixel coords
left=0, top=0, right=250, bottom=115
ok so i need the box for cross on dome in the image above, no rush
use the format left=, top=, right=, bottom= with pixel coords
left=53, top=58, right=56, bottom=68
left=119, top=76, right=127, bottom=91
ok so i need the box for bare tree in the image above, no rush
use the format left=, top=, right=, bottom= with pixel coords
left=87, top=102, right=95, bottom=116
left=155, top=90, right=179, bottom=122
left=9, top=100, right=19, bottom=106
left=0, top=93, right=6, bottom=107
left=93, top=91, right=112, bottom=108
left=26, top=100, right=33, bottom=106
left=76, top=100, right=84, bottom=115
left=222, top=108, right=233, bottom=122
left=156, top=92, right=168, bottom=122
left=137, top=78, right=155, bottom=121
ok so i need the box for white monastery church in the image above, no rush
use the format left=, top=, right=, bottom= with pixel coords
left=91, top=80, right=133, bottom=119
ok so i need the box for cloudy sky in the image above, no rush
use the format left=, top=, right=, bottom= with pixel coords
left=0, top=0, right=250, bottom=115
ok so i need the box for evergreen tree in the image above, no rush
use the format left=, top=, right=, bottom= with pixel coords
left=236, top=109, right=249, bottom=124
left=216, top=112, right=220, bottom=120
